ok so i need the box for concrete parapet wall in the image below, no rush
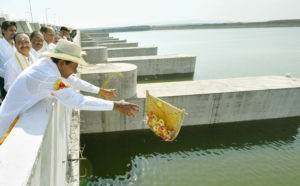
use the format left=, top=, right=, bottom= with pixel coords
left=81, top=41, right=97, bottom=47
left=17, top=21, right=33, bottom=33
left=30, top=23, right=41, bottom=31
left=79, top=63, right=137, bottom=133
left=88, top=33, right=109, bottom=37
left=80, top=76, right=300, bottom=133
left=97, top=39, right=127, bottom=44
left=108, top=47, right=158, bottom=58
left=98, top=42, right=138, bottom=48
left=108, top=54, right=196, bottom=76
left=92, top=37, right=119, bottom=41
left=0, top=99, right=73, bottom=185
left=82, top=46, right=108, bottom=64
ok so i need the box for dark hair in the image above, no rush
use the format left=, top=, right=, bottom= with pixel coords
left=51, top=57, right=72, bottom=65
left=13, top=32, right=27, bottom=43
left=30, top=31, right=43, bottom=41
left=1, top=21, right=17, bottom=36
left=60, top=26, right=69, bottom=32
left=40, top=26, right=48, bottom=33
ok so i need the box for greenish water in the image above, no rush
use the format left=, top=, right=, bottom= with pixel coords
left=80, top=117, right=300, bottom=185
left=112, top=27, right=300, bottom=82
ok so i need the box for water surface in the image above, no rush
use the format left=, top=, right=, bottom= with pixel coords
left=81, top=117, right=300, bottom=185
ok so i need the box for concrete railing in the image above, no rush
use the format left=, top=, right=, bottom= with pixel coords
left=0, top=98, right=72, bottom=185
left=0, top=31, right=81, bottom=185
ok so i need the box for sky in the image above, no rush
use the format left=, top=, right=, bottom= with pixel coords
left=1, top=0, right=300, bottom=29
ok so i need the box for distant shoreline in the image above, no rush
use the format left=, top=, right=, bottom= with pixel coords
left=81, top=19, right=300, bottom=33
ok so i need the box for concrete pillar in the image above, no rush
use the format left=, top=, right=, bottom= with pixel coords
left=98, top=42, right=138, bottom=48
left=17, top=21, right=33, bottom=34
left=108, top=46, right=158, bottom=58
left=16, top=21, right=24, bottom=33
left=81, top=41, right=97, bottom=47
left=79, top=63, right=137, bottom=133
left=0, top=17, right=6, bottom=28
left=30, top=23, right=41, bottom=31
left=88, top=33, right=109, bottom=37
left=82, top=46, right=108, bottom=64
left=92, top=37, right=119, bottom=41
left=97, top=39, right=127, bottom=44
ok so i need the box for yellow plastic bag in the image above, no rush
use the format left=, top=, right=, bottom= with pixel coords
left=146, top=90, right=186, bottom=141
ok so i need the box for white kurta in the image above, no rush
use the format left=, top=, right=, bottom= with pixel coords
left=0, top=38, right=15, bottom=78
left=39, top=40, right=56, bottom=53
left=30, top=48, right=40, bottom=59
left=0, top=57, right=113, bottom=140
left=4, top=51, right=35, bottom=91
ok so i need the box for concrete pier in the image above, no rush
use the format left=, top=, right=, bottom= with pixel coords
left=108, top=46, right=158, bottom=58
left=81, top=41, right=97, bottom=47
left=98, top=42, right=138, bottom=48
left=79, top=63, right=137, bottom=133
left=17, top=21, right=33, bottom=34
left=92, top=37, right=119, bottom=41
left=82, top=46, right=108, bottom=64
left=108, top=54, right=196, bottom=76
left=96, top=39, right=127, bottom=44
left=30, top=23, right=41, bottom=31
left=80, top=76, right=300, bottom=133
left=87, top=33, right=109, bottom=37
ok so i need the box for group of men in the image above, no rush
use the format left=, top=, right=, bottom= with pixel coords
left=0, top=21, right=139, bottom=145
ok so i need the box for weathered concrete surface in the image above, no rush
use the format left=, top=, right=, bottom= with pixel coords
left=92, top=37, right=119, bottom=41
left=98, top=42, right=138, bottom=48
left=87, top=33, right=109, bottom=37
left=96, top=39, right=127, bottom=44
left=18, top=21, right=33, bottom=33
left=16, top=21, right=24, bottom=33
left=108, top=54, right=196, bottom=76
left=81, top=41, right=97, bottom=47
left=108, top=47, right=158, bottom=58
left=80, top=76, right=300, bottom=133
left=30, top=23, right=41, bottom=31
left=0, top=17, right=6, bottom=27
left=82, top=46, right=108, bottom=64
left=79, top=63, right=137, bottom=133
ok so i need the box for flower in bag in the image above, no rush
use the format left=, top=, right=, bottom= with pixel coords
left=147, top=112, right=175, bottom=141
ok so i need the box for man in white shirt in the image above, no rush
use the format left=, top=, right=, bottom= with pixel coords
left=29, top=31, right=44, bottom=59
left=0, top=21, right=17, bottom=99
left=4, top=33, right=35, bottom=91
left=39, top=26, right=56, bottom=53
left=0, top=39, right=139, bottom=145
left=60, top=26, right=71, bottom=41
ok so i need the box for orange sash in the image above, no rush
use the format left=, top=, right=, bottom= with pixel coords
left=0, top=118, right=19, bottom=146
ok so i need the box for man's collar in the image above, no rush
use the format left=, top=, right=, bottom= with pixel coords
left=2, top=37, right=14, bottom=47
left=16, top=50, right=30, bottom=59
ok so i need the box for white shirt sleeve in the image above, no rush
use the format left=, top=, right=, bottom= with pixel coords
left=53, top=87, right=114, bottom=111
left=66, top=75, right=100, bottom=94
left=4, top=61, right=18, bottom=91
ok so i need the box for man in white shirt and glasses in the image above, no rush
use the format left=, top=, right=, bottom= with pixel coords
left=0, top=21, right=17, bottom=100
left=0, top=39, right=139, bottom=145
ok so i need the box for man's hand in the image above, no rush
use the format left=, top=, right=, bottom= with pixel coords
left=113, top=100, right=140, bottom=118
left=98, top=89, right=117, bottom=99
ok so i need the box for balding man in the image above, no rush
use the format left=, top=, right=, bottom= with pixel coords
left=4, top=33, right=36, bottom=91
left=30, top=31, right=44, bottom=59
left=39, top=26, right=56, bottom=53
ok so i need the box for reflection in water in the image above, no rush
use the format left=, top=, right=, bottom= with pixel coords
left=80, top=117, right=300, bottom=185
